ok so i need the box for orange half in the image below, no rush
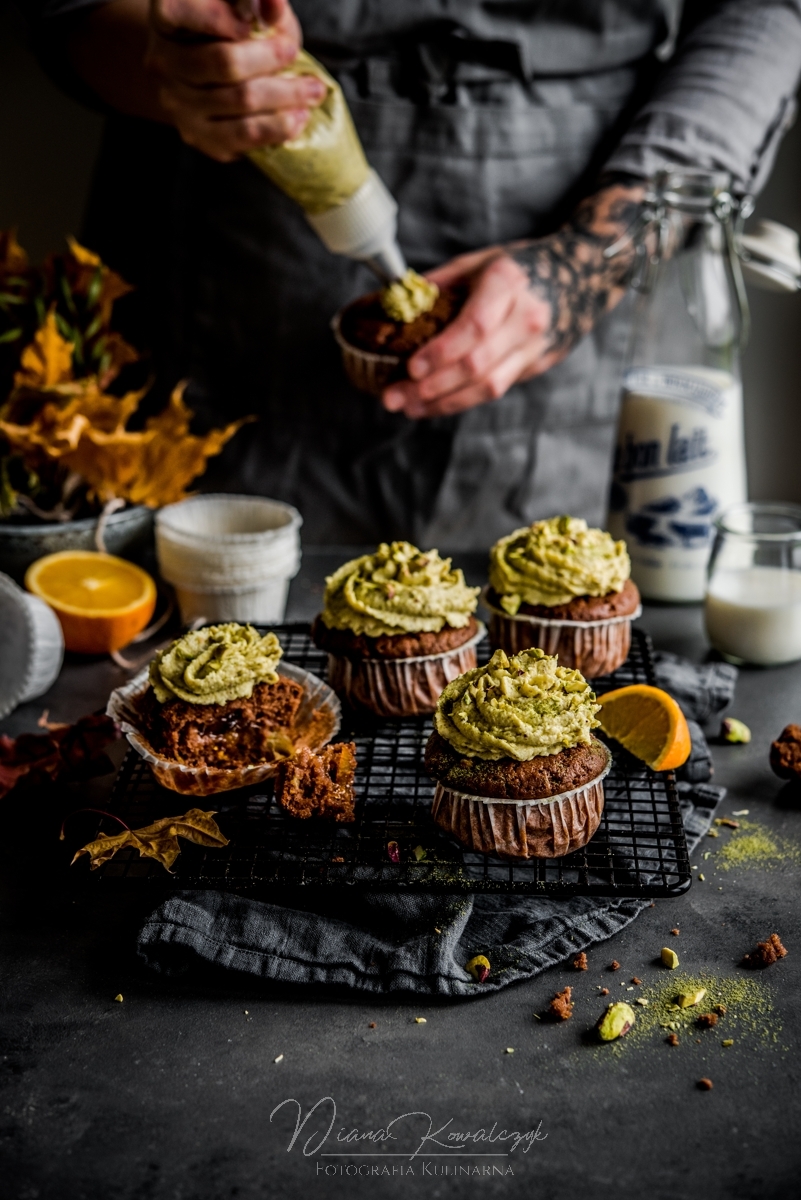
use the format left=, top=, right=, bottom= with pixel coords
left=596, top=684, right=691, bottom=772
left=25, top=550, right=156, bottom=654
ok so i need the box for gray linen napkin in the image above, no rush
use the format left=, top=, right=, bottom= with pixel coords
left=137, top=656, right=733, bottom=995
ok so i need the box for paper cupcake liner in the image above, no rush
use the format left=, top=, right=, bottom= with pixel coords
left=331, top=310, right=402, bottom=397
left=431, top=742, right=612, bottom=859
left=107, top=661, right=341, bottom=797
left=482, top=589, right=641, bottom=678
left=327, top=622, right=485, bottom=718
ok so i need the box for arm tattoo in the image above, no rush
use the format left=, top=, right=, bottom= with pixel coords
left=508, top=184, right=645, bottom=359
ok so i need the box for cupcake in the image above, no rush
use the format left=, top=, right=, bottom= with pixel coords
left=425, top=647, right=611, bottom=858
left=332, top=269, right=466, bottom=396
left=312, top=541, right=482, bottom=717
left=484, top=515, right=641, bottom=677
left=108, top=622, right=340, bottom=795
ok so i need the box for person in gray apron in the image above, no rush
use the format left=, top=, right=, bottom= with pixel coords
left=32, top=0, right=801, bottom=546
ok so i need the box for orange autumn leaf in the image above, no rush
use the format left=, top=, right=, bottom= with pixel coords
left=0, top=378, right=249, bottom=507
left=65, top=236, right=133, bottom=326
left=71, top=808, right=229, bottom=872
left=13, top=311, right=74, bottom=389
left=0, top=228, right=29, bottom=275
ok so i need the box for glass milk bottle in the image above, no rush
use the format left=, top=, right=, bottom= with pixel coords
left=705, top=502, right=801, bottom=665
left=607, top=168, right=749, bottom=601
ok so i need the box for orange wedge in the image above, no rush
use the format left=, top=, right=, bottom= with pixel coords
left=25, top=550, right=156, bottom=654
left=596, top=684, right=691, bottom=771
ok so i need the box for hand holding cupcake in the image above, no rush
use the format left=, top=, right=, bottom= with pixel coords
left=484, top=516, right=641, bottom=677
left=313, top=541, right=482, bottom=716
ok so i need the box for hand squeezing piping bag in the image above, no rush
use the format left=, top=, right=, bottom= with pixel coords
left=231, top=2, right=407, bottom=282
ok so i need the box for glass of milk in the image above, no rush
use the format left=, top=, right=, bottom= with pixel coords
left=704, top=502, right=801, bottom=665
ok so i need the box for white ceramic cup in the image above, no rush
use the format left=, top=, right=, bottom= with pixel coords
left=155, top=494, right=302, bottom=625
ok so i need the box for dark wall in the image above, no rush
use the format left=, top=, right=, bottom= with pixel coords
left=1, top=1, right=799, bottom=504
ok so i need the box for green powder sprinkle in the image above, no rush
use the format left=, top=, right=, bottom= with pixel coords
left=594, top=972, right=777, bottom=1057
left=717, top=820, right=801, bottom=872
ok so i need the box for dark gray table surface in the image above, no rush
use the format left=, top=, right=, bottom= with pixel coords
left=2, top=550, right=800, bottom=1200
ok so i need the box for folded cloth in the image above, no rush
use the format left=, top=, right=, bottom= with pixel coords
left=137, top=778, right=724, bottom=996
left=652, top=652, right=737, bottom=725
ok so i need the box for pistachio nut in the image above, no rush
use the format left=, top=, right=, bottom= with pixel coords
left=596, top=1002, right=636, bottom=1042
left=661, top=947, right=680, bottom=969
left=721, top=718, right=751, bottom=744
left=677, top=988, right=707, bottom=1008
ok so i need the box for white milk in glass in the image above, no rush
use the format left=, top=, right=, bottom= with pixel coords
left=705, top=566, right=801, bottom=665
left=608, top=365, right=747, bottom=601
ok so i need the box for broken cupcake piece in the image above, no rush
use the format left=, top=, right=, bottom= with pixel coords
left=548, top=987, right=574, bottom=1021
left=769, top=724, right=801, bottom=780
left=275, top=742, right=357, bottom=822
left=741, top=932, right=788, bottom=968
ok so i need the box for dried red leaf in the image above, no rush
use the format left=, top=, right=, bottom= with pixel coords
left=387, top=840, right=400, bottom=863
left=0, top=713, right=118, bottom=800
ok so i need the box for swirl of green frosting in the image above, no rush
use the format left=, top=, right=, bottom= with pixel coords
left=149, top=623, right=283, bottom=706
left=380, top=270, right=440, bottom=323
left=320, top=541, right=479, bottom=638
left=434, top=647, right=600, bottom=761
left=489, top=515, right=631, bottom=614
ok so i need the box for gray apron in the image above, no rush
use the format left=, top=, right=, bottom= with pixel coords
left=84, top=2, right=678, bottom=548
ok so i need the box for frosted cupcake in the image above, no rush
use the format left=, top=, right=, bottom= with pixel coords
left=425, top=647, right=611, bottom=858
left=312, top=541, right=482, bottom=717
left=332, top=270, right=466, bottom=396
left=484, top=516, right=641, bottom=677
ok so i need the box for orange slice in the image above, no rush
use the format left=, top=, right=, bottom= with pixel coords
left=25, top=550, right=156, bottom=654
left=596, top=684, right=691, bottom=771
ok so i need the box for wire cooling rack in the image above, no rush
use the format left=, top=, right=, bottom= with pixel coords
left=83, top=625, right=691, bottom=899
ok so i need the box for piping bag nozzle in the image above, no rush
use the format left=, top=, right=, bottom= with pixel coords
left=305, top=169, right=407, bottom=283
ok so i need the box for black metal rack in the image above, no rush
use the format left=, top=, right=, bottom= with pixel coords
left=88, top=625, right=691, bottom=898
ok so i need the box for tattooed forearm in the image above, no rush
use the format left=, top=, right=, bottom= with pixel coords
left=507, top=183, right=645, bottom=360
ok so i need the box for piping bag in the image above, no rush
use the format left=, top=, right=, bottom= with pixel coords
left=232, top=1, right=407, bottom=283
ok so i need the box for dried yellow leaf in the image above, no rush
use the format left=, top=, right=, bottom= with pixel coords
left=14, top=311, right=74, bottom=389
left=0, top=228, right=29, bottom=273
left=72, top=808, right=229, bottom=873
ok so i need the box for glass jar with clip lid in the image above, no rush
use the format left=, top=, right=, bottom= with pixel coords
left=607, top=168, right=750, bottom=602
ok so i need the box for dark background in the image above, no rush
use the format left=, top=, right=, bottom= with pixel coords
left=1, top=1, right=801, bottom=513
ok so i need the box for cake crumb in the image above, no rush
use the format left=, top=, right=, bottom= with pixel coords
left=609, top=960, right=621, bottom=971
left=671, top=928, right=680, bottom=936
left=548, top=987, right=574, bottom=1021
left=697, top=1077, right=713, bottom=1091
left=696, top=1012, right=719, bottom=1029
left=573, top=953, right=588, bottom=971
left=600, top=987, right=609, bottom=996
left=742, top=933, right=787, bottom=969
left=631, top=977, right=642, bottom=985
left=667, top=1033, right=680, bottom=1047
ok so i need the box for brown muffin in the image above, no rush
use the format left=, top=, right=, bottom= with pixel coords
left=486, top=578, right=641, bottom=622
left=425, top=730, right=608, bottom=800
left=312, top=614, right=479, bottom=661
left=340, top=284, right=467, bottom=358
left=141, top=677, right=304, bottom=767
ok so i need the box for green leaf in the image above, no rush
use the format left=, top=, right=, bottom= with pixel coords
left=87, top=267, right=102, bottom=309
left=0, top=292, right=24, bottom=305
left=0, top=327, right=22, bottom=343
left=34, top=296, right=46, bottom=326
left=84, top=314, right=102, bottom=340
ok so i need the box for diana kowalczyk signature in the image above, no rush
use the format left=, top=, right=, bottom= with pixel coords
left=270, top=1097, right=547, bottom=1161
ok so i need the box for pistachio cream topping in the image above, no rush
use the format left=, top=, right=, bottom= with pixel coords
left=149, top=623, right=283, bottom=706
left=380, top=270, right=440, bottom=323
left=489, top=515, right=631, bottom=614
left=433, top=647, right=600, bottom=761
left=320, top=541, right=479, bottom=638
